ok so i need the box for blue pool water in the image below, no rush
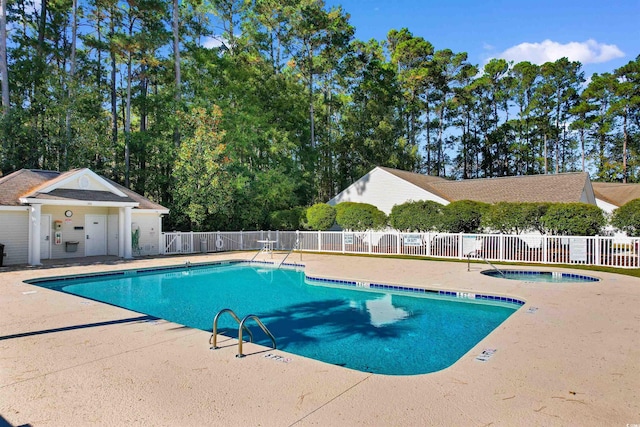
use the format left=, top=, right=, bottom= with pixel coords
left=482, top=270, right=599, bottom=283
left=31, top=262, right=521, bottom=375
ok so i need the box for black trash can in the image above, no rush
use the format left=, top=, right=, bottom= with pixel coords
left=0, top=243, right=4, bottom=267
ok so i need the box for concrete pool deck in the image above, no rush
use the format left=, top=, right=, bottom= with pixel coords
left=1, top=252, right=639, bottom=426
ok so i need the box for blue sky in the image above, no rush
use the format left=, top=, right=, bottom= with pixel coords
left=326, top=0, right=639, bottom=78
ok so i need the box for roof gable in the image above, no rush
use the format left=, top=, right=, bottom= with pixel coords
left=0, top=169, right=167, bottom=211
left=26, top=168, right=127, bottom=197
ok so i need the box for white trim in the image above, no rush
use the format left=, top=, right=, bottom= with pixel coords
left=29, top=204, right=42, bottom=265
left=134, top=208, right=170, bottom=214
left=34, top=169, right=128, bottom=197
left=18, top=198, right=139, bottom=208
left=0, top=206, right=30, bottom=211
left=124, top=207, right=132, bottom=259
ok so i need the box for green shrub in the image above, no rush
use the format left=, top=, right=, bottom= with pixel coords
left=334, top=202, right=387, bottom=231
left=540, top=203, right=605, bottom=236
left=483, top=202, right=549, bottom=234
left=439, top=200, right=490, bottom=233
left=269, top=207, right=304, bottom=231
left=611, top=199, right=640, bottom=236
left=305, top=203, right=336, bottom=230
left=389, top=200, right=444, bottom=231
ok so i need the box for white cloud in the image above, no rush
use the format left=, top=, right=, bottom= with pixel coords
left=202, top=36, right=228, bottom=49
left=497, top=39, right=625, bottom=65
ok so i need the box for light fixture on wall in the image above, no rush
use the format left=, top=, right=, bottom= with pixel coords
left=65, top=210, right=73, bottom=217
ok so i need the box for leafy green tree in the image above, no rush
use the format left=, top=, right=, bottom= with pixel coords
left=173, top=106, right=233, bottom=231
left=305, top=203, right=336, bottom=230
left=611, top=199, right=640, bottom=236
left=439, top=200, right=489, bottom=233
left=611, top=56, right=640, bottom=182
left=540, top=203, right=605, bottom=236
left=387, top=28, right=432, bottom=163
left=389, top=200, right=443, bottom=231
left=269, top=207, right=305, bottom=230
left=335, top=202, right=387, bottom=231
left=581, top=73, right=617, bottom=180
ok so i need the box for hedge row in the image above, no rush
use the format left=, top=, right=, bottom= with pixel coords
left=269, top=198, right=640, bottom=237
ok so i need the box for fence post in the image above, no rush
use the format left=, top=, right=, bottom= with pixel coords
left=499, top=234, right=505, bottom=262
left=368, top=230, right=373, bottom=254
left=426, top=232, right=431, bottom=257
left=342, top=230, right=345, bottom=253
left=396, top=230, right=401, bottom=254
left=458, top=233, right=463, bottom=259
left=240, top=231, right=243, bottom=250
left=542, top=235, right=548, bottom=264
left=318, top=230, right=321, bottom=252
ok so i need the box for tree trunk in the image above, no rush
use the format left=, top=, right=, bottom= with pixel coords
left=623, top=108, right=628, bottom=183
left=0, top=0, right=9, bottom=112
left=124, top=56, right=131, bottom=187
left=64, top=0, right=78, bottom=170
left=173, top=0, right=181, bottom=147
left=110, top=11, right=118, bottom=159
left=543, top=133, right=548, bottom=174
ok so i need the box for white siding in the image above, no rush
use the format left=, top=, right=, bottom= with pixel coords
left=328, top=167, right=449, bottom=214
left=596, top=198, right=618, bottom=215
left=0, top=210, right=29, bottom=265
left=132, top=212, right=162, bottom=255
left=44, top=206, right=110, bottom=259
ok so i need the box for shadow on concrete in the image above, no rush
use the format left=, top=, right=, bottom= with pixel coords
left=0, top=315, right=157, bottom=341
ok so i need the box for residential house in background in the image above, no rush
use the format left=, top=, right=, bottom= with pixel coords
left=329, top=166, right=597, bottom=214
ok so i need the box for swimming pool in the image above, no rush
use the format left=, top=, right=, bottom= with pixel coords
left=482, top=269, right=599, bottom=283
left=29, top=262, right=523, bottom=375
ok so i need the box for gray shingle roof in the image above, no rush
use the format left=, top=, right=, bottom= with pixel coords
left=380, top=167, right=591, bottom=204
left=0, top=169, right=168, bottom=210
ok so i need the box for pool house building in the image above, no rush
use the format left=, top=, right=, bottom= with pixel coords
left=0, top=168, right=169, bottom=266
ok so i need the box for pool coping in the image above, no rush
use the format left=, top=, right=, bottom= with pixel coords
left=1, top=252, right=639, bottom=426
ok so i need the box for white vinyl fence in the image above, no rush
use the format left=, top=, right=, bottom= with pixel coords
left=161, top=230, right=640, bottom=268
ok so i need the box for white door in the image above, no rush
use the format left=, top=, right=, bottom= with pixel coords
left=40, top=214, right=51, bottom=259
left=107, top=214, right=119, bottom=255
left=85, top=214, right=107, bottom=256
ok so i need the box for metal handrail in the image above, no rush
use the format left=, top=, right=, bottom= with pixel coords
left=210, top=308, right=254, bottom=349
left=467, top=251, right=505, bottom=277
left=278, top=239, right=299, bottom=269
left=236, top=314, right=276, bottom=358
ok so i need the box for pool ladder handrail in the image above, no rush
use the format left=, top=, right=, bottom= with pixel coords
left=278, top=238, right=300, bottom=269
left=237, top=314, right=277, bottom=358
left=467, top=251, right=505, bottom=277
left=210, top=308, right=254, bottom=349
left=210, top=309, right=277, bottom=358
